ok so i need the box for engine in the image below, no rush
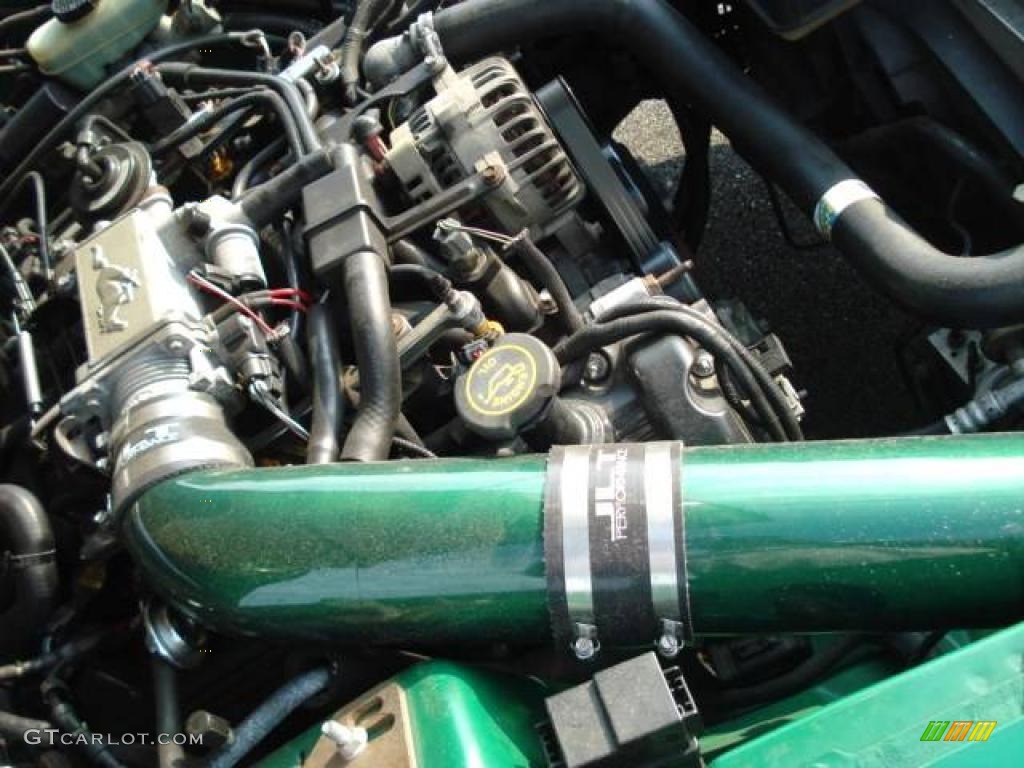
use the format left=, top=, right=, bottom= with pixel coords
left=2, top=1, right=1024, bottom=767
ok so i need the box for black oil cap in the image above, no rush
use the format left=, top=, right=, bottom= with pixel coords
left=52, top=0, right=97, bottom=23
left=455, top=333, right=560, bottom=440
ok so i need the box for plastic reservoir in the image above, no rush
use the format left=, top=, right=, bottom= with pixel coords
left=27, top=0, right=168, bottom=90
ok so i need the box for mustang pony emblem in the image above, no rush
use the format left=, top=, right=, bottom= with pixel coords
left=91, top=245, right=140, bottom=333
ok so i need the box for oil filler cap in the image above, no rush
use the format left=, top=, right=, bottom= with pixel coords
left=456, top=333, right=560, bottom=440
left=52, top=0, right=98, bottom=23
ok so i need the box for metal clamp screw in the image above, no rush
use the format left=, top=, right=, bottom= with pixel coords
left=571, top=623, right=600, bottom=661
left=656, top=619, right=685, bottom=659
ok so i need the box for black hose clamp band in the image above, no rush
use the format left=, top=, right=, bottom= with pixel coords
left=544, top=442, right=693, bottom=660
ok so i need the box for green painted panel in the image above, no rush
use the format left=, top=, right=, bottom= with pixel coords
left=257, top=661, right=547, bottom=768
left=710, top=622, right=1024, bottom=768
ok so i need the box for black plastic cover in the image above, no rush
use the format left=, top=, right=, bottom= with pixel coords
left=52, top=0, right=97, bottom=24
left=542, top=653, right=701, bottom=768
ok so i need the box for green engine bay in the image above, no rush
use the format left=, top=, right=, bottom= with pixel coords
left=259, top=622, right=1024, bottom=767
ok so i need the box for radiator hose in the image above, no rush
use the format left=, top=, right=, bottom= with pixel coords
left=340, top=250, right=401, bottom=461
left=369, top=0, right=1024, bottom=329
left=124, top=434, right=1024, bottom=653
left=1, top=485, right=58, bottom=658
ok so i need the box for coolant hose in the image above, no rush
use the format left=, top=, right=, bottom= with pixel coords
left=419, top=0, right=1024, bottom=328
left=238, top=149, right=333, bottom=227
left=124, top=434, right=1024, bottom=651
left=340, top=251, right=401, bottom=461
left=340, top=0, right=393, bottom=104
left=0, top=485, right=58, bottom=658
left=306, top=303, right=344, bottom=464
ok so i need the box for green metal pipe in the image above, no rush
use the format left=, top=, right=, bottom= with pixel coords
left=123, top=434, right=1024, bottom=646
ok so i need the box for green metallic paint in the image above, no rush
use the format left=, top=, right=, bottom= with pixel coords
left=256, top=661, right=548, bottom=768
left=683, top=434, right=1024, bottom=634
left=125, top=455, right=549, bottom=644
left=258, top=625, right=1024, bottom=768
left=124, top=434, right=1024, bottom=644
left=709, top=621, right=1024, bottom=768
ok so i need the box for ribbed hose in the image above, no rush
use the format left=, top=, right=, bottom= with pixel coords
left=425, top=0, right=1024, bottom=328
left=112, top=357, right=191, bottom=412
left=0, top=485, right=57, bottom=658
left=306, top=303, right=344, bottom=464
left=341, top=251, right=401, bottom=461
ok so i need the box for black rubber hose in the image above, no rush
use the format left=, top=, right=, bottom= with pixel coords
left=429, top=0, right=1024, bottom=328
left=151, top=90, right=304, bottom=160
left=0, top=710, right=52, bottom=741
left=504, top=231, right=584, bottom=334
left=0, top=485, right=58, bottom=659
left=238, top=148, right=333, bottom=227
left=341, top=251, right=401, bottom=461
left=0, top=5, right=49, bottom=43
left=152, top=658, right=185, bottom=768
left=2, top=171, right=52, bottom=281
left=340, top=0, right=393, bottom=104
left=232, top=137, right=289, bottom=198
left=43, top=676, right=126, bottom=768
left=306, top=303, right=345, bottom=464
left=0, top=32, right=261, bottom=209
left=156, top=63, right=320, bottom=153
left=389, top=263, right=452, bottom=300
left=0, top=623, right=124, bottom=681
left=831, top=199, right=1024, bottom=328
left=204, top=667, right=331, bottom=768
left=391, top=238, right=447, bottom=271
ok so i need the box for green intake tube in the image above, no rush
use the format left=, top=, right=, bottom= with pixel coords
left=123, top=434, right=1024, bottom=648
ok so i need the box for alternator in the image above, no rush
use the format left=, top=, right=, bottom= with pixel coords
left=385, top=56, right=584, bottom=236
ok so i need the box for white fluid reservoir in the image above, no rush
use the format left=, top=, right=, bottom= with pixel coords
left=27, top=0, right=168, bottom=90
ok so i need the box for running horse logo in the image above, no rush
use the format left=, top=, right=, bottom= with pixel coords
left=91, top=245, right=141, bottom=333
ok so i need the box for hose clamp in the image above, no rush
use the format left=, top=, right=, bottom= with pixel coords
left=544, top=443, right=693, bottom=660
left=814, top=179, right=880, bottom=240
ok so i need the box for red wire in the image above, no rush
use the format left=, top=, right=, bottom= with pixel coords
left=267, top=287, right=313, bottom=303
left=187, top=272, right=277, bottom=337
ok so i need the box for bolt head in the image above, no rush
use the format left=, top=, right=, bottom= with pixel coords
left=584, top=353, right=610, bottom=383
left=572, top=636, right=596, bottom=661
left=693, top=350, right=715, bottom=378
left=657, top=633, right=680, bottom=658
left=481, top=165, right=504, bottom=186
